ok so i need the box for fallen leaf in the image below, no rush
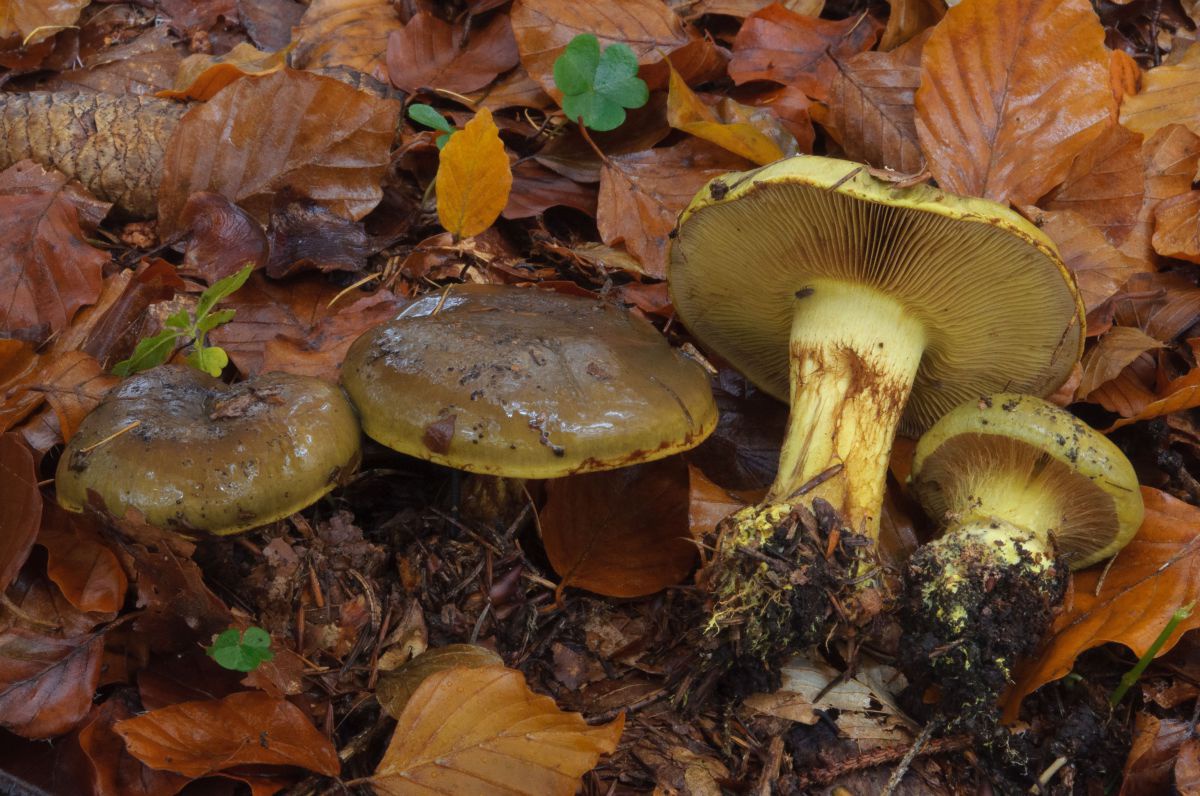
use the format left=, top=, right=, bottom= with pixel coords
left=39, top=502, right=127, bottom=616
left=178, top=192, right=271, bottom=284
left=74, top=691, right=191, bottom=796
left=818, top=30, right=927, bottom=174
left=1120, top=124, right=1200, bottom=268
left=694, top=0, right=823, bottom=17
left=376, top=644, right=505, bottom=719
left=158, top=69, right=399, bottom=236
left=266, top=200, right=371, bottom=278
left=688, top=464, right=752, bottom=542
left=541, top=458, right=697, bottom=598
left=1120, top=46, right=1200, bottom=141
left=0, top=434, right=40, bottom=594
left=915, top=0, right=1113, bottom=207
left=1178, top=738, right=1200, bottom=796
left=504, top=160, right=598, bottom=219
left=1107, top=366, right=1200, bottom=430
left=667, top=66, right=789, bottom=165
left=159, top=41, right=289, bottom=101
left=387, top=11, right=519, bottom=94
left=240, top=0, right=305, bottom=51
left=1004, top=488, right=1200, bottom=719
left=880, top=0, right=944, bottom=51
left=0, top=161, right=110, bottom=342
left=1122, top=714, right=1191, bottom=796
left=1041, top=123, right=1145, bottom=247
left=373, top=666, right=623, bottom=795
left=1152, top=190, right=1200, bottom=262
left=729, top=4, right=881, bottom=102
left=0, top=0, right=88, bottom=45
left=597, top=139, right=749, bottom=278
left=42, top=25, right=183, bottom=97
left=114, top=691, right=340, bottom=778
left=436, top=107, right=513, bottom=240
left=1031, top=209, right=1145, bottom=318
left=1076, top=326, right=1165, bottom=399
left=740, top=85, right=816, bottom=153
left=290, top=0, right=402, bottom=81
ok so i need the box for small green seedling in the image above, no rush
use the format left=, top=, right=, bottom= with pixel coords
left=552, top=34, right=648, bottom=132
left=112, top=262, right=253, bottom=378
left=206, top=626, right=275, bottom=673
left=1110, top=601, right=1195, bottom=707
left=408, top=103, right=455, bottom=150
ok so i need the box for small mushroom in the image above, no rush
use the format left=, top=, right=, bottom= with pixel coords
left=902, top=393, right=1143, bottom=724
left=56, top=365, right=362, bottom=535
left=668, top=156, right=1085, bottom=651
left=341, top=284, right=718, bottom=478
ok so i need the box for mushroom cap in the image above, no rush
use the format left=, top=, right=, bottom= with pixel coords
left=911, top=393, right=1144, bottom=569
left=341, top=284, right=717, bottom=478
left=56, top=365, right=362, bottom=535
left=668, top=155, right=1086, bottom=436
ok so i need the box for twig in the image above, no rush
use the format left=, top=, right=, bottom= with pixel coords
left=883, top=720, right=937, bottom=795
left=1030, top=756, right=1069, bottom=794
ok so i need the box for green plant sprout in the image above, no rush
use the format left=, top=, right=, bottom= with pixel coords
left=408, top=103, right=455, bottom=150
left=112, top=262, right=253, bottom=378
left=206, top=626, right=274, bottom=672
left=1110, top=601, right=1195, bottom=707
left=552, top=34, right=649, bottom=132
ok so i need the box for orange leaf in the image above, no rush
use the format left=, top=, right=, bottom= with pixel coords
left=1118, top=124, right=1200, bottom=268
left=915, top=0, right=1112, bottom=207
left=39, top=502, right=127, bottom=615
left=688, top=464, right=754, bottom=542
left=1152, top=190, right=1200, bottom=262
left=158, top=42, right=289, bottom=101
left=158, top=69, right=399, bottom=236
left=290, top=0, right=402, bottom=82
left=666, top=66, right=788, bottom=165
left=0, top=434, right=41, bottom=594
left=542, top=458, right=697, bottom=598
left=114, top=691, right=340, bottom=778
left=436, top=107, right=512, bottom=240
left=1120, top=46, right=1200, bottom=141
left=880, top=0, right=945, bottom=51
left=386, top=11, right=518, bottom=94
left=0, top=0, right=87, bottom=44
left=1041, top=124, right=1145, bottom=248
left=1030, top=209, right=1145, bottom=317
left=373, top=666, right=623, bottom=795
left=1107, top=366, right=1200, bottom=431
left=1003, top=488, right=1200, bottom=720
left=1076, top=326, right=1164, bottom=399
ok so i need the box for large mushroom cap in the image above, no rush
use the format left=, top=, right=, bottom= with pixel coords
left=341, top=284, right=717, bottom=478
left=669, top=156, right=1085, bottom=436
left=911, top=393, right=1144, bottom=569
left=56, top=366, right=362, bottom=535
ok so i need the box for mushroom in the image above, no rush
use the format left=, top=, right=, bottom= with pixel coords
left=902, top=393, right=1143, bottom=722
left=341, top=284, right=718, bottom=481
left=56, top=365, right=362, bottom=535
left=667, top=156, right=1085, bottom=649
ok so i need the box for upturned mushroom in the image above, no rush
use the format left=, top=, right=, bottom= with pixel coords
left=341, top=284, right=718, bottom=480
left=902, top=393, right=1143, bottom=723
left=668, top=155, right=1085, bottom=650
left=56, top=366, right=362, bottom=535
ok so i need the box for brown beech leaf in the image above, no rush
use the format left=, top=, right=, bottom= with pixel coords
left=158, top=69, right=399, bottom=236
left=1107, top=366, right=1200, bottom=431
left=387, top=11, right=518, bottom=94
left=267, top=200, right=370, bottom=278
left=1030, top=209, right=1145, bottom=318
left=729, top=5, right=881, bottom=103
left=114, top=691, right=340, bottom=778
left=376, top=644, right=504, bottom=719
left=1, top=351, right=117, bottom=445
left=597, top=139, right=749, bottom=278
left=1177, top=738, right=1200, bottom=795
left=688, top=463, right=754, bottom=541
left=39, top=502, right=127, bottom=616
left=373, top=666, right=623, bottom=795
left=541, top=458, right=697, bottom=598
left=1120, top=124, right=1200, bottom=268
left=1004, top=488, right=1200, bottom=719
left=504, top=160, right=598, bottom=219
left=0, top=627, right=104, bottom=738
left=511, top=0, right=721, bottom=96
left=1041, top=124, right=1145, bottom=247
left=0, top=0, right=88, bottom=44
left=0, top=161, right=111, bottom=342
left=1075, top=326, right=1164, bottom=398
left=290, top=0, right=402, bottom=81
left=667, top=66, right=792, bottom=166
left=179, top=192, right=270, bottom=284
left=1123, top=715, right=1192, bottom=796
left=75, top=691, right=192, bottom=796
left=0, top=434, right=40, bottom=594
left=159, top=41, right=289, bottom=101
left=818, top=30, right=927, bottom=174
left=915, top=0, right=1112, bottom=207
left=1152, top=190, right=1200, bottom=262
left=741, top=85, right=816, bottom=153
left=1120, top=46, right=1200, bottom=141
left=881, top=0, right=945, bottom=51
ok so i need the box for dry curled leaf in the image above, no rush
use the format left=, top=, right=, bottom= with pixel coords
left=158, top=69, right=399, bottom=236
left=667, top=65, right=790, bottom=166
left=915, top=0, right=1113, bottom=207
left=290, top=0, right=401, bottom=81
left=1106, top=366, right=1200, bottom=431
left=1030, top=208, right=1145, bottom=318
left=1120, top=124, right=1200, bottom=268
left=159, top=41, right=289, bottom=101
left=1004, top=488, right=1200, bottom=719
left=114, top=691, right=340, bottom=778
left=541, top=457, right=697, bottom=598
left=1076, top=326, right=1164, bottom=399
left=39, top=502, right=127, bottom=616
left=1152, top=190, right=1200, bottom=262
left=436, top=107, right=512, bottom=240
left=373, top=665, right=623, bottom=795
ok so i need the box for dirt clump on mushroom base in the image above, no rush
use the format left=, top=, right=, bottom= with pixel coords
left=899, top=527, right=1068, bottom=735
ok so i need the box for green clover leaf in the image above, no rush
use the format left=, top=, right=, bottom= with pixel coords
left=553, top=34, right=649, bottom=132
left=206, top=626, right=274, bottom=672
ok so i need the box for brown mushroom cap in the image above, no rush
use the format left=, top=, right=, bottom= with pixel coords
left=56, top=366, right=362, bottom=535
left=341, top=284, right=718, bottom=478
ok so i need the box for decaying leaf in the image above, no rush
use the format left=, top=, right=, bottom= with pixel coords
left=1152, top=190, right=1200, bottom=262
left=376, top=644, right=504, bottom=719
left=114, top=691, right=340, bottom=778
left=1030, top=209, right=1145, bottom=318
left=0, top=434, right=40, bottom=595
left=0, top=0, right=89, bottom=45
left=373, top=665, right=623, bottom=795
left=158, top=69, right=399, bottom=236
left=39, top=502, right=127, bottom=616
left=1004, top=489, right=1200, bottom=719
left=1042, top=123, right=1145, bottom=247
left=541, top=458, right=697, bottom=598
left=387, top=11, right=519, bottom=94
left=436, top=107, right=513, bottom=240
left=1119, top=124, right=1200, bottom=268
left=1107, top=366, right=1200, bottom=431
left=915, top=0, right=1112, bottom=207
